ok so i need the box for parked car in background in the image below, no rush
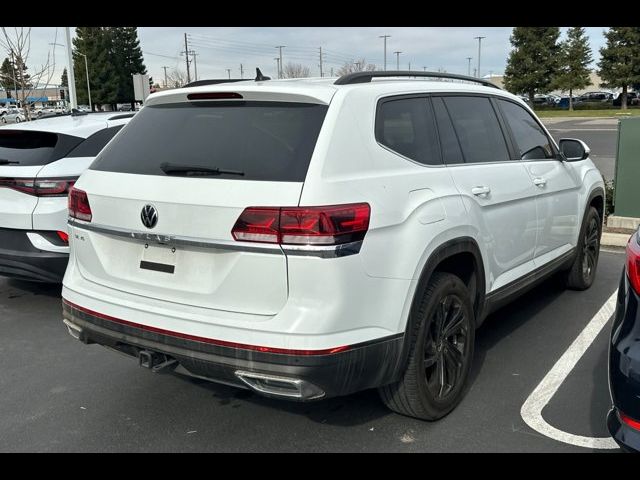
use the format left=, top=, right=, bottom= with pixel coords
left=557, top=95, right=582, bottom=109
left=61, top=72, right=604, bottom=420
left=612, top=92, right=639, bottom=107
left=579, top=91, right=613, bottom=104
left=0, top=111, right=133, bottom=283
left=608, top=227, right=640, bottom=452
left=118, top=104, right=132, bottom=112
left=1, top=110, right=26, bottom=123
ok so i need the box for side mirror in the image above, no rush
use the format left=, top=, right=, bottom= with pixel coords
left=559, top=138, right=590, bottom=161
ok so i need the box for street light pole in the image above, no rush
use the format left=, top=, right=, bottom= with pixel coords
left=77, top=52, right=92, bottom=111
left=64, top=27, right=77, bottom=109
left=466, top=57, right=473, bottom=77
left=474, top=36, right=486, bottom=78
left=379, top=35, right=390, bottom=71
left=394, top=51, right=402, bottom=70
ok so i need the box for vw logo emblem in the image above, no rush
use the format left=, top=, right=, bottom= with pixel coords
left=141, top=204, right=158, bottom=229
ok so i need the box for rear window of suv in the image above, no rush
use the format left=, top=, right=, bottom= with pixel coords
left=91, top=101, right=329, bottom=182
left=0, top=130, right=82, bottom=166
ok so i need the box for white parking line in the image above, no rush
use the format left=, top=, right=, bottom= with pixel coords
left=520, top=290, right=619, bottom=450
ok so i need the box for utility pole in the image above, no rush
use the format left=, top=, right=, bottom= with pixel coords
left=183, top=33, right=191, bottom=83
left=226, top=69, right=231, bottom=79
left=162, top=66, right=169, bottom=88
left=379, top=35, right=390, bottom=71
left=474, top=36, right=485, bottom=78
left=394, top=51, right=402, bottom=70
left=423, top=66, right=427, bottom=71
left=240, top=63, right=244, bottom=79
left=65, top=27, right=77, bottom=109
left=189, top=51, right=198, bottom=81
left=408, top=62, right=411, bottom=71
left=466, top=57, right=472, bottom=76
left=319, top=47, right=323, bottom=77
left=275, top=45, right=285, bottom=79
left=330, top=67, right=334, bottom=77
left=274, top=58, right=280, bottom=79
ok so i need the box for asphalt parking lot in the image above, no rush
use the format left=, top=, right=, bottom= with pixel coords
left=543, top=117, right=619, bottom=180
left=0, top=249, right=625, bottom=452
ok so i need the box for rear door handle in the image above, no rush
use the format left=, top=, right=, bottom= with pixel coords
left=471, top=186, right=491, bottom=197
left=533, top=177, right=547, bottom=187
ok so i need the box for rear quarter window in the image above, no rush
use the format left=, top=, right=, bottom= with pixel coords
left=66, top=126, right=124, bottom=158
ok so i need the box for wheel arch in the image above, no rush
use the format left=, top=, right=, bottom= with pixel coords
left=392, top=236, right=487, bottom=380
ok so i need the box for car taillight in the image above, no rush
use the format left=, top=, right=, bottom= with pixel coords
left=626, top=229, right=640, bottom=294
left=620, top=411, right=640, bottom=431
left=68, top=187, right=92, bottom=222
left=232, top=203, right=370, bottom=246
left=56, top=230, right=69, bottom=244
left=0, top=177, right=77, bottom=196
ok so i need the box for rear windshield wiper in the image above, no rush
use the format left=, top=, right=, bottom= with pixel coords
left=160, top=162, right=244, bottom=177
left=0, top=159, right=19, bottom=165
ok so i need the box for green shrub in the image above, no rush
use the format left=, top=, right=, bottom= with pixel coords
left=604, top=177, right=615, bottom=217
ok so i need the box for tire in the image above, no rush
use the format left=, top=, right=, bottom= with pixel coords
left=379, top=272, right=475, bottom=420
left=563, top=206, right=601, bottom=290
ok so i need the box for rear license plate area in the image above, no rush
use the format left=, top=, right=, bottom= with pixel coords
left=140, top=244, right=176, bottom=274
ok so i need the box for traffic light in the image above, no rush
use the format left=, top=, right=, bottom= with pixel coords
left=148, top=76, right=153, bottom=88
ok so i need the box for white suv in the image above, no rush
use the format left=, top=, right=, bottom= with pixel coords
left=61, top=71, right=604, bottom=420
left=0, top=112, right=132, bottom=282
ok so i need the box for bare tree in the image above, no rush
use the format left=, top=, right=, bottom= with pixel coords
left=337, top=58, right=377, bottom=76
left=282, top=62, right=311, bottom=79
left=166, top=69, right=188, bottom=88
left=0, top=27, right=56, bottom=120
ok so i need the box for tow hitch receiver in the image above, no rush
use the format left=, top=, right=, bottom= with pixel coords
left=138, top=350, right=178, bottom=374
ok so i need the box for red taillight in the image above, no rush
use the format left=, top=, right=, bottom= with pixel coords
left=232, top=203, right=370, bottom=245
left=68, top=187, right=92, bottom=222
left=187, top=92, right=243, bottom=100
left=626, top=230, right=640, bottom=294
left=0, top=177, right=76, bottom=196
left=620, top=411, right=640, bottom=431
left=56, top=230, right=69, bottom=244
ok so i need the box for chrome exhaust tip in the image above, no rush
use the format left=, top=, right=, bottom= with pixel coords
left=63, top=318, right=82, bottom=340
left=235, top=370, right=325, bottom=400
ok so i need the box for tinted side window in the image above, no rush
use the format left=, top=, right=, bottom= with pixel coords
left=442, top=96, right=510, bottom=164
left=375, top=97, right=441, bottom=165
left=498, top=100, right=554, bottom=160
left=66, top=126, right=124, bottom=158
left=0, top=130, right=82, bottom=166
left=432, top=97, right=464, bottom=165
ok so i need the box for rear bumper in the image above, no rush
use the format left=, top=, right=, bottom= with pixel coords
left=0, top=228, right=68, bottom=283
left=607, top=408, right=640, bottom=453
left=61, top=300, right=404, bottom=400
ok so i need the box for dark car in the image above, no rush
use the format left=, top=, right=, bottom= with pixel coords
left=607, top=227, right=640, bottom=452
left=578, top=91, right=613, bottom=104
left=613, top=92, right=640, bottom=107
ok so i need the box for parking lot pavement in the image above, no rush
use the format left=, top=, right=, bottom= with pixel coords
left=542, top=117, right=618, bottom=181
left=0, top=250, right=625, bottom=452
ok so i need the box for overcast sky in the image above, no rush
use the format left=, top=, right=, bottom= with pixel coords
left=19, top=27, right=609, bottom=86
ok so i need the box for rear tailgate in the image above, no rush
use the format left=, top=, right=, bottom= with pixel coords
left=71, top=98, right=329, bottom=316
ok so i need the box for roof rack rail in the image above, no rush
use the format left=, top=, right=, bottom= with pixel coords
left=182, top=79, right=245, bottom=88
left=334, top=70, right=501, bottom=89
left=108, top=112, right=136, bottom=121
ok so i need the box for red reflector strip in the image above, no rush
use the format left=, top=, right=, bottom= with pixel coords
left=62, top=299, right=350, bottom=356
left=187, top=92, right=243, bottom=100
left=620, top=411, right=640, bottom=431
left=56, top=230, right=69, bottom=243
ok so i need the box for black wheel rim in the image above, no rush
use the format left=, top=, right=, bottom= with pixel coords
left=582, top=217, right=599, bottom=281
left=424, top=294, right=469, bottom=400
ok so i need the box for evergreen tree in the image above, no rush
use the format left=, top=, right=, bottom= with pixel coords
left=61, top=68, right=68, bottom=88
left=503, top=27, right=561, bottom=104
left=598, top=27, right=640, bottom=109
left=73, top=27, right=119, bottom=110
left=0, top=57, right=14, bottom=93
left=111, top=27, right=147, bottom=107
left=553, top=28, right=593, bottom=111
